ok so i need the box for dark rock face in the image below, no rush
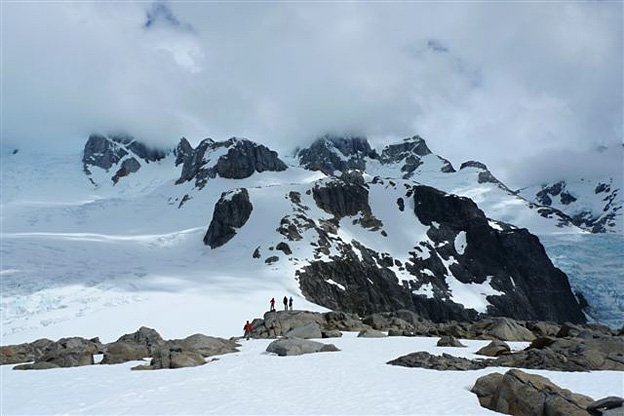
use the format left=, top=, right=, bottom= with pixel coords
left=83, top=134, right=127, bottom=173
left=214, top=138, right=288, bottom=179
left=204, top=189, right=253, bottom=248
left=459, top=160, right=512, bottom=191
left=312, top=172, right=370, bottom=218
left=82, top=133, right=167, bottom=183
left=112, top=157, right=141, bottom=184
left=176, top=138, right=287, bottom=189
left=297, top=135, right=376, bottom=174
left=411, top=186, right=585, bottom=324
left=174, top=137, right=193, bottom=166
left=471, top=369, right=594, bottom=416
left=380, top=136, right=455, bottom=177
left=298, top=183, right=585, bottom=324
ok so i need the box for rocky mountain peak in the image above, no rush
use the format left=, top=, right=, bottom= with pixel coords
left=175, top=137, right=287, bottom=189
left=82, top=133, right=168, bottom=184
left=174, top=138, right=193, bottom=167
left=296, top=135, right=377, bottom=175
left=378, top=136, right=455, bottom=178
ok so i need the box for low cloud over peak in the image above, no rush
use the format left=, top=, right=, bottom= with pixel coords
left=3, top=2, right=622, bottom=187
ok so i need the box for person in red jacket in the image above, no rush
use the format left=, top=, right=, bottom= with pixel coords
left=270, top=297, right=276, bottom=311
left=243, top=320, right=253, bottom=340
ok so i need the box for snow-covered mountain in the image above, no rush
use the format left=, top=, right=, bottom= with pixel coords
left=518, top=177, right=622, bottom=233
left=3, top=133, right=621, bottom=344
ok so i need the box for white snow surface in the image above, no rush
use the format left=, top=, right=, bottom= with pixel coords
left=2, top=333, right=623, bottom=415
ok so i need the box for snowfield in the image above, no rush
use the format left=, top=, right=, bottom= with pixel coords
left=2, top=333, right=622, bottom=415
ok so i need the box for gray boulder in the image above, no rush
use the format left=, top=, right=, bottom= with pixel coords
left=1, top=338, right=54, bottom=365
left=472, top=317, right=536, bottom=341
left=527, top=321, right=560, bottom=337
left=321, top=330, right=343, bottom=338
left=101, top=341, right=149, bottom=365
left=322, top=311, right=367, bottom=331
left=587, top=397, right=624, bottom=416
left=204, top=189, right=253, bottom=248
left=285, top=322, right=322, bottom=339
left=437, top=335, right=466, bottom=347
left=171, top=334, right=240, bottom=357
left=357, top=329, right=387, bottom=338
left=132, top=346, right=206, bottom=370
left=476, top=340, right=511, bottom=357
left=261, top=310, right=325, bottom=338
left=557, top=322, right=585, bottom=338
left=266, top=337, right=340, bottom=357
left=116, top=327, right=165, bottom=355
left=388, top=351, right=486, bottom=371
left=471, top=369, right=594, bottom=416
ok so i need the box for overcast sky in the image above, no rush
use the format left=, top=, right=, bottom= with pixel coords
left=2, top=2, right=622, bottom=186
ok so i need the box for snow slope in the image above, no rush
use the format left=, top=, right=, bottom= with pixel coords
left=2, top=333, right=623, bottom=415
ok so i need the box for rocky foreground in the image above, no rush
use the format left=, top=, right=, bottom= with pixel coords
left=2, top=310, right=622, bottom=415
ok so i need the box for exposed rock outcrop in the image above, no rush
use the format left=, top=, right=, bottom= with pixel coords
left=312, top=172, right=370, bottom=219
left=204, top=189, right=253, bottom=248
left=297, top=183, right=585, bottom=324
left=0, top=339, right=53, bottom=365
left=14, top=337, right=100, bottom=370
left=297, top=135, right=376, bottom=174
left=82, top=133, right=167, bottom=183
left=357, top=328, right=387, bottom=338
left=388, top=351, right=486, bottom=371
left=176, top=138, right=287, bottom=189
left=132, top=345, right=206, bottom=370
left=436, top=335, right=466, bottom=347
left=380, top=136, right=455, bottom=176
left=471, top=369, right=595, bottom=416
left=476, top=340, right=511, bottom=357
left=265, top=337, right=340, bottom=356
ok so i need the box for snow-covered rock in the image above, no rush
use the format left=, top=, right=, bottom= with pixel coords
left=519, top=177, right=622, bottom=233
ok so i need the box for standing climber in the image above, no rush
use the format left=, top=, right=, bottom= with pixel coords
left=243, top=320, right=253, bottom=340
left=289, top=296, right=293, bottom=311
left=270, top=297, right=276, bottom=312
left=283, top=296, right=288, bottom=311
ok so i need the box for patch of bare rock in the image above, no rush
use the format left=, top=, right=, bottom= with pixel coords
left=471, top=369, right=623, bottom=416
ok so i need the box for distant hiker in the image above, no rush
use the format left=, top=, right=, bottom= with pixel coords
left=243, top=320, right=253, bottom=340
left=270, top=297, right=276, bottom=312
left=283, top=296, right=288, bottom=311
left=289, top=296, right=293, bottom=311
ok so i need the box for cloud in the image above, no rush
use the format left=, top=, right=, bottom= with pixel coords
left=2, top=2, right=622, bottom=186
